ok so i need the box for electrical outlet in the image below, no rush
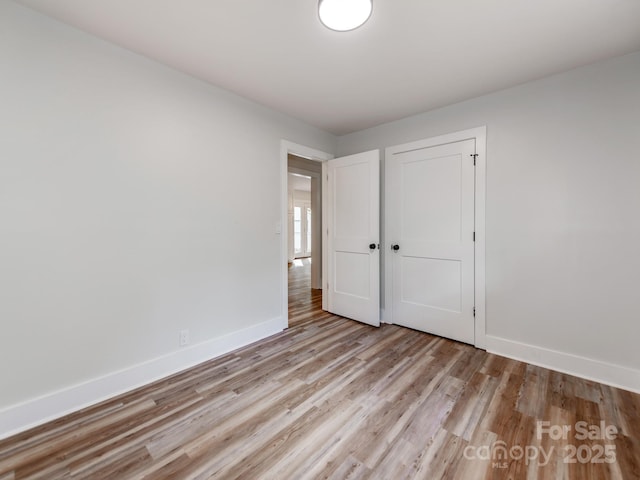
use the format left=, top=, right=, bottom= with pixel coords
left=179, top=329, right=189, bottom=346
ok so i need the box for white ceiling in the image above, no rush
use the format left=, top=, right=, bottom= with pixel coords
left=15, top=0, right=640, bottom=135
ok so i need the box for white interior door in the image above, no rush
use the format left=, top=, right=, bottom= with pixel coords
left=325, top=150, right=380, bottom=327
left=387, top=139, right=475, bottom=343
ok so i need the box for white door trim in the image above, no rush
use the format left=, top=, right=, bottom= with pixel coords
left=384, top=126, right=487, bottom=349
left=280, top=140, right=333, bottom=329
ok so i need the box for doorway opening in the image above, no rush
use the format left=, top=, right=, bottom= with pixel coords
left=287, top=155, right=322, bottom=327
left=280, top=141, right=333, bottom=329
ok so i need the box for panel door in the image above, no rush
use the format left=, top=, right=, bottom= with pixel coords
left=326, top=150, right=380, bottom=327
left=387, top=139, right=475, bottom=343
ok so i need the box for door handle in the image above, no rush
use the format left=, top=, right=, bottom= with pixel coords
left=369, top=243, right=376, bottom=250
left=391, top=244, right=400, bottom=251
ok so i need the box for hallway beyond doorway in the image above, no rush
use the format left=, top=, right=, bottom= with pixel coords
left=288, top=258, right=322, bottom=328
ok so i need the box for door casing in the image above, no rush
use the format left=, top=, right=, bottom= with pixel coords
left=280, top=140, right=333, bottom=329
left=384, top=126, right=487, bottom=349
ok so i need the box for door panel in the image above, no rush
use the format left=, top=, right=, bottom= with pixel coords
left=326, top=150, right=380, bottom=327
left=388, top=139, right=475, bottom=343
left=401, top=154, right=462, bottom=243
left=401, top=256, right=461, bottom=311
left=335, top=161, right=370, bottom=239
left=334, top=251, right=370, bottom=298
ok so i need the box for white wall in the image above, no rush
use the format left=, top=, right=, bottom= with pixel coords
left=338, top=51, right=640, bottom=391
left=0, top=0, right=335, bottom=436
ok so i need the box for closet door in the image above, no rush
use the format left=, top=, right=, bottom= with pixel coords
left=387, top=139, right=476, bottom=344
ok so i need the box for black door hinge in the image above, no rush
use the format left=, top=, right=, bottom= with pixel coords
left=473, top=307, right=476, bottom=317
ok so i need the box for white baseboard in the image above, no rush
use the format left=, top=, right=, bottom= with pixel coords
left=0, top=316, right=284, bottom=440
left=485, top=335, right=640, bottom=394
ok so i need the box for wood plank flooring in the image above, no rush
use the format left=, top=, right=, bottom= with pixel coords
left=1, top=258, right=638, bottom=479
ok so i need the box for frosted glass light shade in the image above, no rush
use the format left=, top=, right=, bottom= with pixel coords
left=319, top=0, right=373, bottom=32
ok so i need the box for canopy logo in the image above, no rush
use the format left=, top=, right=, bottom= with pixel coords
left=463, top=441, right=554, bottom=468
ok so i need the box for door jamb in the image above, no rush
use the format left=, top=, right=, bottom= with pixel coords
left=384, top=126, right=487, bottom=349
left=280, top=140, right=333, bottom=329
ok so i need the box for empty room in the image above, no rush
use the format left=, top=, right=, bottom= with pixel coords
left=1, top=0, right=639, bottom=478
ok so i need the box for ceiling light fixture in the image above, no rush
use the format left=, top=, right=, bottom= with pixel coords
left=319, top=0, right=372, bottom=32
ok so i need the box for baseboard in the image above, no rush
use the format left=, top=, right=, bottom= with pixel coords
left=0, top=316, right=284, bottom=440
left=485, top=335, right=640, bottom=394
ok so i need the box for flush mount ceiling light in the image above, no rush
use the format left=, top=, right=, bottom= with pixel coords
left=319, top=0, right=373, bottom=32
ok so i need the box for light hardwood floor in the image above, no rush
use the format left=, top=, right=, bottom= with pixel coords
left=0, top=259, right=638, bottom=479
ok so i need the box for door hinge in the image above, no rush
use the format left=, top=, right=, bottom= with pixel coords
left=471, top=153, right=478, bottom=166
left=473, top=231, right=476, bottom=242
left=473, top=307, right=476, bottom=317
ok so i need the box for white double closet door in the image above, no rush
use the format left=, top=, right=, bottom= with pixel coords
left=325, top=139, right=476, bottom=345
